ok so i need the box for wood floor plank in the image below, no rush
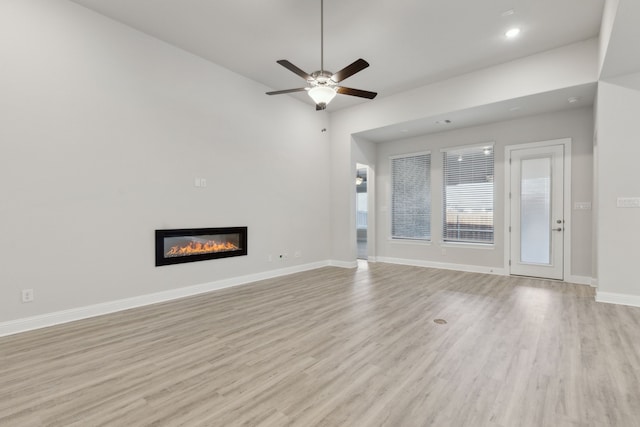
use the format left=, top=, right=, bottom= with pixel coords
left=2, top=263, right=640, bottom=426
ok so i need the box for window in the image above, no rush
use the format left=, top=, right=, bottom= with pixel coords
left=391, top=153, right=431, bottom=240
left=442, top=144, right=494, bottom=243
left=356, top=192, right=368, bottom=229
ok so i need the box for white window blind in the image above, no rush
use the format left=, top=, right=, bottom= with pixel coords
left=442, top=144, right=494, bottom=243
left=391, top=153, right=431, bottom=240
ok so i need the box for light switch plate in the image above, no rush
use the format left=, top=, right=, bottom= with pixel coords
left=617, top=197, right=640, bottom=208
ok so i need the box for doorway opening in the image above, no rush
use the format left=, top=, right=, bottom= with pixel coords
left=356, top=164, right=369, bottom=260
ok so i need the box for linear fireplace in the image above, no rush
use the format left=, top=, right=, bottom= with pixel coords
left=155, top=227, right=247, bottom=266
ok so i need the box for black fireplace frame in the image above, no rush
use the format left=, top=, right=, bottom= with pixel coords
left=155, top=227, right=248, bottom=266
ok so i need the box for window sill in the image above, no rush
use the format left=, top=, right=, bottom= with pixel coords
left=389, top=238, right=432, bottom=246
left=440, top=242, right=495, bottom=250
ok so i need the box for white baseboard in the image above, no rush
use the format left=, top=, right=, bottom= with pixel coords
left=565, top=275, right=594, bottom=286
left=329, top=260, right=358, bottom=269
left=0, top=260, right=331, bottom=338
left=596, top=291, right=640, bottom=308
left=377, top=257, right=594, bottom=285
left=0, top=258, right=601, bottom=338
left=376, top=257, right=506, bottom=276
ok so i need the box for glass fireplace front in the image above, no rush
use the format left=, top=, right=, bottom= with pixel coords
left=155, top=227, right=247, bottom=266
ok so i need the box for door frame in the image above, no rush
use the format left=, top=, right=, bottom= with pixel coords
left=504, top=138, right=572, bottom=280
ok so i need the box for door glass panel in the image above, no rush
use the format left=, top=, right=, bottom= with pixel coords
left=520, top=157, right=551, bottom=264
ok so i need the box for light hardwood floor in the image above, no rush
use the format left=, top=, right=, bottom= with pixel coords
left=2, top=263, right=640, bottom=426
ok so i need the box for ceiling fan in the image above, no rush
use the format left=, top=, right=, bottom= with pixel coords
left=266, top=0, right=377, bottom=110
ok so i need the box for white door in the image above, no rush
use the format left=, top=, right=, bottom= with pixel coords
left=509, top=145, right=564, bottom=280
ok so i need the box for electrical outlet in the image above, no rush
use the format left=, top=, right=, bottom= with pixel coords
left=21, top=289, right=34, bottom=303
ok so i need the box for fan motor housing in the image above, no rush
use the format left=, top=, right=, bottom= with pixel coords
left=311, top=70, right=334, bottom=83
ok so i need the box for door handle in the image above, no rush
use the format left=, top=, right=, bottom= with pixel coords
left=553, top=227, right=563, bottom=232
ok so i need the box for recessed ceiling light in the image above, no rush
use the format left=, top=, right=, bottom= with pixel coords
left=501, top=9, right=515, bottom=17
left=568, top=97, right=581, bottom=104
left=505, top=28, right=521, bottom=39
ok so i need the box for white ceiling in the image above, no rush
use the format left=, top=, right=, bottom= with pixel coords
left=70, top=0, right=604, bottom=140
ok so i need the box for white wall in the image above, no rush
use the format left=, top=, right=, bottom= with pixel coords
left=330, top=39, right=599, bottom=264
left=599, top=0, right=640, bottom=79
left=595, top=0, right=640, bottom=304
left=595, top=80, right=640, bottom=301
left=0, top=0, right=330, bottom=324
left=373, top=108, right=593, bottom=276
left=599, top=0, right=620, bottom=75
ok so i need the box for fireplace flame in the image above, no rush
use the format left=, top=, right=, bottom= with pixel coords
left=166, top=240, right=239, bottom=257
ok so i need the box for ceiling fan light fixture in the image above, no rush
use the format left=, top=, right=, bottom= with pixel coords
left=266, top=0, right=376, bottom=109
left=308, top=86, right=336, bottom=107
